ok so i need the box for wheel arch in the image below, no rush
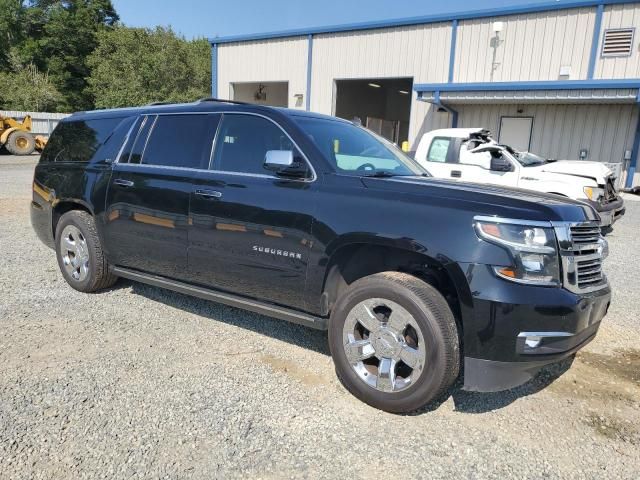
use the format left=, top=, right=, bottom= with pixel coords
left=52, top=200, right=94, bottom=239
left=321, top=238, right=465, bottom=330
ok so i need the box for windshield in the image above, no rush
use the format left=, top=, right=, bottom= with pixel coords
left=294, top=116, right=427, bottom=177
left=512, top=149, right=547, bottom=167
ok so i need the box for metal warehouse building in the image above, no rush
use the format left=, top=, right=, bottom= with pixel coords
left=209, top=0, right=640, bottom=187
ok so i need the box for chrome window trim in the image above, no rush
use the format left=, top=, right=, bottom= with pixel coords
left=139, top=115, right=158, bottom=164
left=114, top=117, right=143, bottom=164
left=207, top=113, right=223, bottom=170
left=112, top=110, right=317, bottom=183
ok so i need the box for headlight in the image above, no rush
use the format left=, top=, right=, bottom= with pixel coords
left=475, top=220, right=560, bottom=286
left=583, top=186, right=604, bottom=201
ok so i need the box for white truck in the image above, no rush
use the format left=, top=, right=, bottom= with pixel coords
left=414, top=128, right=625, bottom=227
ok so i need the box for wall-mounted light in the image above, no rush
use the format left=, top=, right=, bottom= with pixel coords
left=254, top=84, right=267, bottom=101
left=368, top=83, right=381, bottom=88
left=493, top=21, right=504, bottom=33
left=398, top=90, right=409, bottom=94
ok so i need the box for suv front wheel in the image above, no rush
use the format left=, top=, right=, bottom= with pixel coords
left=55, top=210, right=118, bottom=292
left=329, top=272, right=460, bottom=413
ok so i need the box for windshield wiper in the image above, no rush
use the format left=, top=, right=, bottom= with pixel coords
left=361, top=171, right=398, bottom=178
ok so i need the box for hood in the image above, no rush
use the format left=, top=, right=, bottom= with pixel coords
left=360, top=175, right=599, bottom=224
left=534, top=160, right=613, bottom=185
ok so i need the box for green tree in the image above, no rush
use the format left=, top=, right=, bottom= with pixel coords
left=0, top=0, right=25, bottom=70
left=0, top=63, right=62, bottom=111
left=87, top=26, right=211, bottom=109
left=15, top=0, right=119, bottom=111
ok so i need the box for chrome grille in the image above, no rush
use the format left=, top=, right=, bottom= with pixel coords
left=569, top=225, right=601, bottom=245
left=574, top=252, right=605, bottom=289
left=555, top=222, right=608, bottom=294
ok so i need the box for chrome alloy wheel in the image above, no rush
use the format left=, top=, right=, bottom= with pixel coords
left=60, top=225, right=90, bottom=282
left=342, top=298, right=426, bottom=393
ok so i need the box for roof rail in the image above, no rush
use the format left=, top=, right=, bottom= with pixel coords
left=196, top=97, right=251, bottom=105
left=147, top=101, right=174, bottom=106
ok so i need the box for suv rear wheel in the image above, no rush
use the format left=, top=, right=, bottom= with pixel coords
left=55, top=210, right=118, bottom=292
left=329, top=272, right=459, bottom=413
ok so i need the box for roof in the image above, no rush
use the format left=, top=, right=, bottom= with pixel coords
left=208, top=0, right=638, bottom=45
left=65, top=100, right=345, bottom=122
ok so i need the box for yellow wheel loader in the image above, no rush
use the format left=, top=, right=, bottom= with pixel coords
left=0, top=114, right=48, bottom=155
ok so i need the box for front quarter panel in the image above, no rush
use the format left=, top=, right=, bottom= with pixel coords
left=303, top=174, right=516, bottom=313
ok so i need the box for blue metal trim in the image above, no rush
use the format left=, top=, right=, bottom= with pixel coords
left=414, top=79, right=640, bottom=92
left=211, top=43, right=218, bottom=97
left=207, top=0, right=636, bottom=44
left=448, top=20, right=458, bottom=83
left=588, top=4, right=604, bottom=79
left=432, top=90, right=459, bottom=127
left=625, top=92, right=640, bottom=188
left=306, top=35, right=313, bottom=111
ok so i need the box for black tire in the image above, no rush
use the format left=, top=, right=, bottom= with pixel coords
left=5, top=131, right=36, bottom=155
left=55, top=210, right=118, bottom=292
left=328, top=272, right=460, bottom=413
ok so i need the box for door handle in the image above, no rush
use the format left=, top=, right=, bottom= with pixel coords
left=113, top=178, right=134, bottom=187
left=451, top=170, right=462, bottom=178
left=194, top=189, right=223, bottom=199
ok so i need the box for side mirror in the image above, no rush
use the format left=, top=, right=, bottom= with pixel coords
left=490, top=154, right=513, bottom=172
left=264, top=150, right=308, bottom=178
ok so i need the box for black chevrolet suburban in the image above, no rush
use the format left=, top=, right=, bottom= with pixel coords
left=31, top=99, right=611, bottom=413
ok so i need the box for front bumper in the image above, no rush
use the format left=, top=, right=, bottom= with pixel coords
left=457, top=262, right=611, bottom=392
left=586, top=197, right=625, bottom=227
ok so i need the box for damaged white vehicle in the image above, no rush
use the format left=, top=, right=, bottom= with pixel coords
left=414, top=128, right=625, bottom=227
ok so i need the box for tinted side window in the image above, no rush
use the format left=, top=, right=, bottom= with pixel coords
left=426, top=137, right=451, bottom=163
left=213, top=114, right=302, bottom=175
left=122, top=115, right=155, bottom=164
left=41, top=117, right=124, bottom=163
left=141, top=114, right=219, bottom=169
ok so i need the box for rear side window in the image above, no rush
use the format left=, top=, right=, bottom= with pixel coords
left=212, top=114, right=301, bottom=175
left=139, top=114, right=219, bottom=169
left=426, top=137, right=451, bottom=163
left=41, top=117, right=125, bottom=163
left=121, top=116, right=155, bottom=164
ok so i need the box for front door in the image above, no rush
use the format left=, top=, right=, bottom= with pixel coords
left=188, top=113, right=317, bottom=311
left=104, top=113, right=218, bottom=280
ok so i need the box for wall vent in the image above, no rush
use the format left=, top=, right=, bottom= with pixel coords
left=601, top=28, right=635, bottom=57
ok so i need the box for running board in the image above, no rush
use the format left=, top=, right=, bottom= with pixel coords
left=112, top=267, right=328, bottom=331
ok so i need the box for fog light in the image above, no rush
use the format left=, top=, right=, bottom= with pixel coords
left=524, top=336, right=542, bottom=348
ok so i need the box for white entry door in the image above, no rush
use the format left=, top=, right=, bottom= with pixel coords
left=499, top=117, right=533, bottom=151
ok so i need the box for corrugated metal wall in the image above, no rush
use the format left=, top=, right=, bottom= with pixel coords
left=595, top=3, right=640, bottom=78
left=1, top=110, right=70, bottom=137
left=217, top=37, right=308, bottom=109
left=417, top=103, right=637, bottom=164
left=454, top=8, right=595, bottom=82
left=310, top=23, right=451, bottom=143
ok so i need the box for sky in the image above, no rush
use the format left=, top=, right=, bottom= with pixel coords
left=111, top=0, right=563, bottom=39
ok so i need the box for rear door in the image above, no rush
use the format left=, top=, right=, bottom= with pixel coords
left=187, top=112, right=317, bottom=310
left=103, top=113, right=219, bottom=280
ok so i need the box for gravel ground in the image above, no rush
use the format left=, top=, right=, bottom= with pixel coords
left=1, top=155, right=639, bottom=479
